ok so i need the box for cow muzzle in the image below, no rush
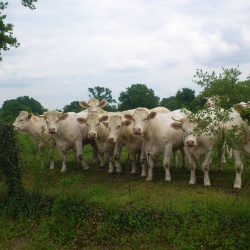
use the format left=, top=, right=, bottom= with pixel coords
left=88, top=132, right=97, bottom=138
left=186, top=140, right=196, bottom=147
left=48, top=127, right=57, bottom=134
left=133, top=127, right=142, bottom=135
left=107, top=137, right=116, bottom=143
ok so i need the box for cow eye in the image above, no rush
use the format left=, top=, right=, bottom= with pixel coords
left=143, top=118, right=147, bottom=121
left=117, top=126, right=121, bottom=129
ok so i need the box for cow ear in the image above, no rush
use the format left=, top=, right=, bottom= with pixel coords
left=27, top=113, right=33, bottom=120
left=103, top=121, right=109, bottom=128
left=124, top=114, right=133, bottom=121
left=122, top=120, right=131, bottom=127
left=171, top=122, right=182, bottom=130
left=99, top=115, right=109, bottom=122
left=59, top=113, right=69, bottom=121
left=79, top=101, right=89, bottom=109
left=77, top=117, right=87, bottom=124
left=98, top=100, right=108, bottom=108
left=147, top=111, right=157, bottom=120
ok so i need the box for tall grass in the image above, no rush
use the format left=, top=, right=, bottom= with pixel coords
left=0, top=134, right=250, bottom=249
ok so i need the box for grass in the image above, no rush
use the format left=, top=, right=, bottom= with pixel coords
left=0, top=134, right=250, bottom=249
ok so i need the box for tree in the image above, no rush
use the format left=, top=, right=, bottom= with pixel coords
left=193, top=66, right=250, bottom=109
left=175, top=88, right=196, bottom=110
left=160, top=96, right=180, bottom=111
left=88, top=86, right=117, bottom=104
left=16, top=96, right=46, bottom=114
left=118, top=83, right=160, bottom=111
left=0, top=96, right=46, bottom=122
left=0, top=0, right=37, bottom=61
left=63, top=101, right=83, bottom=113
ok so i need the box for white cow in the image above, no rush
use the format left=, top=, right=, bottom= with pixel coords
left=79, top=98, right=108, bottom=114
left=223, top=103, right=250, bottom=188
left=77, top=113, right=123, bottom=174
left=172, top=103, right=250, bottom=189
left=124, top=108, right=185, bottom=182
left=13, top=111, right=56, bottom=169
left=104, top=114, right=147, bottom=176
left=171, top=113, right=223, bottom=186
left=41, top=111, right=90, bottom=172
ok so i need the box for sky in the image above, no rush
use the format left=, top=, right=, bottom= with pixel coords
left=1, top=0, right=250, bottom=110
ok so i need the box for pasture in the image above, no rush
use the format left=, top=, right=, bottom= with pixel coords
left=1, top=133, right=250, bottom=249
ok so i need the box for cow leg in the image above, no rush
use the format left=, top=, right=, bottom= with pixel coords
left=185, top=148, right=196, bottom=185
left=58, top=149, right=67, bottom=172
left=146, top=155, right=156, bottom=181
left=202, top=151, right=212, bottom=186
left=129, top=152, right=138, bottom=174
left=140, top=145, right=148, bottom=177
left=75, top=142, right=89, bottom=170
left=48, top=141, right=56, bottom=169
left=107, top=153, right=115, bottom=174
left=217, top=140, right=224, bottom=171
left=233, top=149, right=243, bottom=189
left=114, top=139, right=123, bottom=173
left=163, top=146, right=172, bottom=182
left=173, top=150, right=178, bottom=167
left=99, top=152, right=106, bottom=168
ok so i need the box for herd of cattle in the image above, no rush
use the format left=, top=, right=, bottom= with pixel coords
left=12, top=97, right=250, bottom=189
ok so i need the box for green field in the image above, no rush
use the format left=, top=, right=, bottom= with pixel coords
left=1, top=134, right=250, bottom=249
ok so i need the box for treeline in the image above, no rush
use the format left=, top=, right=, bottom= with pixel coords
left=1, top=66, right=250, bottom=123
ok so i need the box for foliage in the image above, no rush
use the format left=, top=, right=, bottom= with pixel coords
left=0, top=134, right=250, bottom=248
left=193, top=66, right=250, bottom=109
left=0, top=96, right=47, bottom=122
left=118, top=83, right=160, bottom=111
left=0, top=123, right=23, bottom=196
left=239, top=107, right=250, bottom=126
left=88, top=86, right=117, bottom=104
left=176, top=87, right=196, bottom=110
left=0, top=2, right=20, bottom=61
left=63, top=101, right=83, bottom=113
left=0, top=0, right=37, bottom=61
left=160, top=96, right=180, bottom=111
left=21, top=0, right=38, bottom=10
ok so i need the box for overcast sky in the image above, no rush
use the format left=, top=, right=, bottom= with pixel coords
left=1, top=0, right=250, bottom=110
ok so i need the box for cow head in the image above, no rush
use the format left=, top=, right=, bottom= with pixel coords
left=13, top=111, right=33, bottom=131
left=79, top=98, right=107, bottom=114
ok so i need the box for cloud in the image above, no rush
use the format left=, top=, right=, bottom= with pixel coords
left=0, top=0, right=250, bottom=110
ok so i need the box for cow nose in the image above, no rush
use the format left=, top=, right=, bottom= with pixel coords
left=49, top=127, right=56, bottom=133
left=108, top=137, right=114, bottom=143
left=133, top=127, right=141, bottom=133
left=89, top=132, right=96, bottom=138
left=186, top=140, right=195, bottom=147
